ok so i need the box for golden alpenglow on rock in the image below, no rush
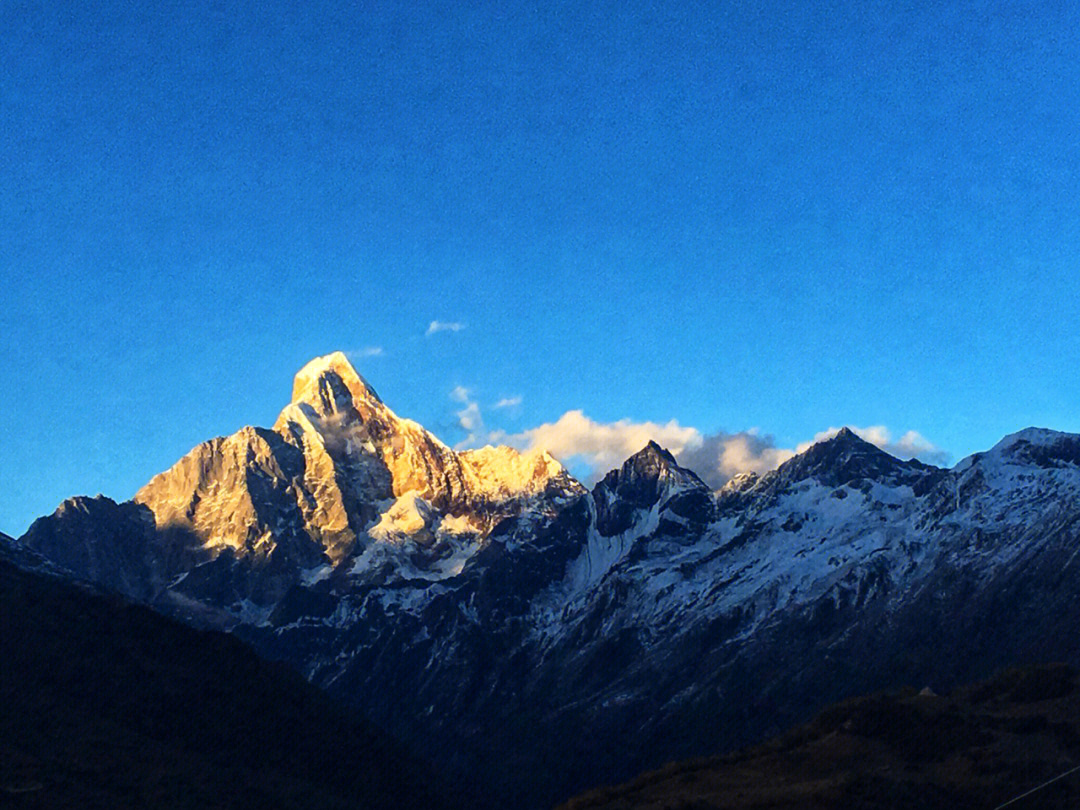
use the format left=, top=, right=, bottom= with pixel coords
left=132, top=352, right=582, bottom=587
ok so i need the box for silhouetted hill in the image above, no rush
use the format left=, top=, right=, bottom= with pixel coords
left=560, top=664, right=1080, bottom=810
left=0, top=550, right=450, bottom=810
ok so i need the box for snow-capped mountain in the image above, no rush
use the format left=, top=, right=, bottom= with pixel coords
left=14, top=354, right=1080, bottom=808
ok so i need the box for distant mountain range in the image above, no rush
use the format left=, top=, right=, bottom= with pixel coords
left=10, top=352, right=1080, bottom=808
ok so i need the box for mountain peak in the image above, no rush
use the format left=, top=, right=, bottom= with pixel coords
left=619, top=441, right=693, bottom=482
left=291, top=351, right=381, bottom=404
left=591, top=443, right=710, bottom=535
left=811, top=426, right=877, bottom=454
left=638, top=440, right=678, bottom=464
left=289, top=352, right=384, bottom=419
left=990, top=427, right=1073, bottom=454
left=596, top=442, right=704, bottom=500
left=776, top=427, right=929, bottom=487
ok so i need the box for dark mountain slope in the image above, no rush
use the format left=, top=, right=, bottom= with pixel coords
left=0, top=548, right=450, bottom=810
left=561, top=664, right=1080, bottom=810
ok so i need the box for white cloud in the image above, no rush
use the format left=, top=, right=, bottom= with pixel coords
left=448, top=386, right=493, bottom=448
left=426, top=320, right=466, bottom=336
left=347, top=346, right=384, bottom=358
left=797, top=425, right=950, bottom=465
left=499, top=413, right=798, bottom=486
left=445, top=394, right=949, bottom=485
left=502, top=410, right=701, bottom=483
left=494, top=413, right=949, bottom=487
left=457, top=402, right=482, bottom=433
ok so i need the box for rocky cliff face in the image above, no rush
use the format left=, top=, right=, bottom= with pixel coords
left=16, top=356, right=1080, bottom=809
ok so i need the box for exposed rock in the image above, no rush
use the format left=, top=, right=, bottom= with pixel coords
left=593, top=440, right=710, bottom=535
left=20, top=496, right=159, bottom=599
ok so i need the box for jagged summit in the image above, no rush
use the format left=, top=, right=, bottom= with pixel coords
left=638, top=440, right=678, bottom=466
left=601, top=440, right=678, bottom=487
left=19, top=351, right=1080, bottom=810
left=597, top=441, right=707, bottom=496
left=282, top=351, right=392, bottom=432
left=592, top=441, right=710, bottom=535
left=774, top=426, right=935, bottom=488
left=32, top=353, right=585, bottom=615
left=291, top=351, right=382, bottom=405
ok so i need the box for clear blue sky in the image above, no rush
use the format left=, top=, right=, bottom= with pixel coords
left=3, top=0, right=1080, bottom=534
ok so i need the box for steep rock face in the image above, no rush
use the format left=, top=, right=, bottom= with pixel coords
left=135, top=427, right=318, bottom=564
left=0, top=530, right=69, bottom=578
left=542, top=427, right=1080, bottom=782
left=20, top=496, right=160, bottom=599
left=593, top=441, right=713, bottom=535
left=238, top=426, right=1080, bottom=807
left=273, top=352, right=573, bottom=517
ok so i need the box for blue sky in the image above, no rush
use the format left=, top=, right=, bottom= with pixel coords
left=3, top=0, right=1080, bottom=534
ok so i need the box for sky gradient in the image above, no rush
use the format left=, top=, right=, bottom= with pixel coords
left=3, top=0, right=1080, bottom=534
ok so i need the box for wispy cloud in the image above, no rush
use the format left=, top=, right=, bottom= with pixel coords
left=446, top=389, right=524, bottom=448
left=449, top=386, right=490, bottom=447
left=426, top=320, right=466, bottom=336
left=347, top=346, right=384, bottom=358
left=458, top=402, right=483, bottom=433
